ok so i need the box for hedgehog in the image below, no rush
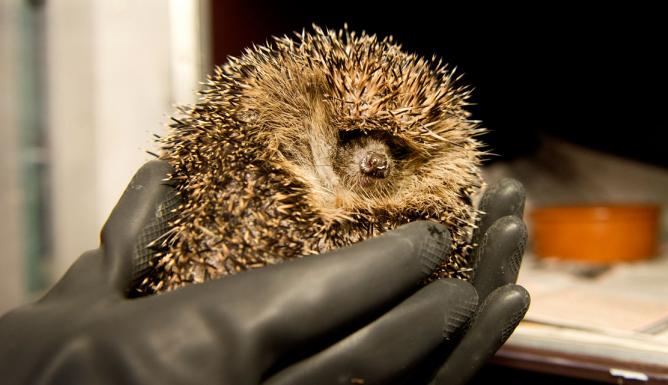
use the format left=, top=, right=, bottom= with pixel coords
left=139, top=25, right=485, bottom=294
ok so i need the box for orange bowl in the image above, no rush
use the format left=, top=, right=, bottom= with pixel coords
left=530, top=205, right=660, bottom=263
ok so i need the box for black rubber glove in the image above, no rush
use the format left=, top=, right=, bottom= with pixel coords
left=0, top=161, right=529, bottom=385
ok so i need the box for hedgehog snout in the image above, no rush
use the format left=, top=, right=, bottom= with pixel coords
left=360, top=151, right=390, bottom=178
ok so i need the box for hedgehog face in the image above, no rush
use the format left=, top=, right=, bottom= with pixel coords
left=337, top=135, right=393, bottom=183
left=332, top=130, right=415, bottom=195
left=282, top=93, right=424, bottom=215
left=285, top=95, right=438, bottom=220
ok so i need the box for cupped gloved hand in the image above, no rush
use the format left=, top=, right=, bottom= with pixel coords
left=0, top=160, right=529, bottom=385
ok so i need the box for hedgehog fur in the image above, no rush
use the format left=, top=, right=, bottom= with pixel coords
left=140, top=25, right=485, bottom=294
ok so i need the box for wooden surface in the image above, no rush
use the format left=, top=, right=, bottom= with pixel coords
left=490, top=344, right=668, bottom=384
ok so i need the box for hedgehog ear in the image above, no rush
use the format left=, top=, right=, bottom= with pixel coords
left=99, top=160, right=178, bottom=296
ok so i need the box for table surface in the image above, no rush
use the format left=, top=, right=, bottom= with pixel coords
left=492, top=343, right=668, bottom=384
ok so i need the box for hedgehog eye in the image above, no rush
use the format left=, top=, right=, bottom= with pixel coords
left=337, top=129, right=366, bottom=146
left=386, top=136, right=413, bottom=160
left=338, top=129, right=413, bottom=160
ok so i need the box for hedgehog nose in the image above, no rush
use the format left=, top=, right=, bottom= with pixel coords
left=360, top=151, right=389, bottom=178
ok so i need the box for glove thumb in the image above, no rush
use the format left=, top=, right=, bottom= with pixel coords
left=100, top=160, right=177, bottom=296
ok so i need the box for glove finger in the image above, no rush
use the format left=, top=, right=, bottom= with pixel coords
left=100, top=160, right=178, bottom=295
left=264, top=279, right=478, bottom=385
left=428, top=284, right=530, bottom=385
left=472, top=178, right=525, bottom=251
left=472, top=216, right=527, bottom=299
left=171, top=221, right=452, bottom=372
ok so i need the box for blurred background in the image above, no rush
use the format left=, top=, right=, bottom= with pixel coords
left=1, top=1, right=666, bottom=315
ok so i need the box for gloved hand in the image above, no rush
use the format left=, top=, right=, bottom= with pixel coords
left=0, top=160, right=529, bottom=385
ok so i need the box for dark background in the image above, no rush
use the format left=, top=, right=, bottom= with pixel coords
left=210, top=1, right=665, bottom=167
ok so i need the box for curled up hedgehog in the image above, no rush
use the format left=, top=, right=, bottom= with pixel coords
left=139, top=25, right=485, bottom=294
